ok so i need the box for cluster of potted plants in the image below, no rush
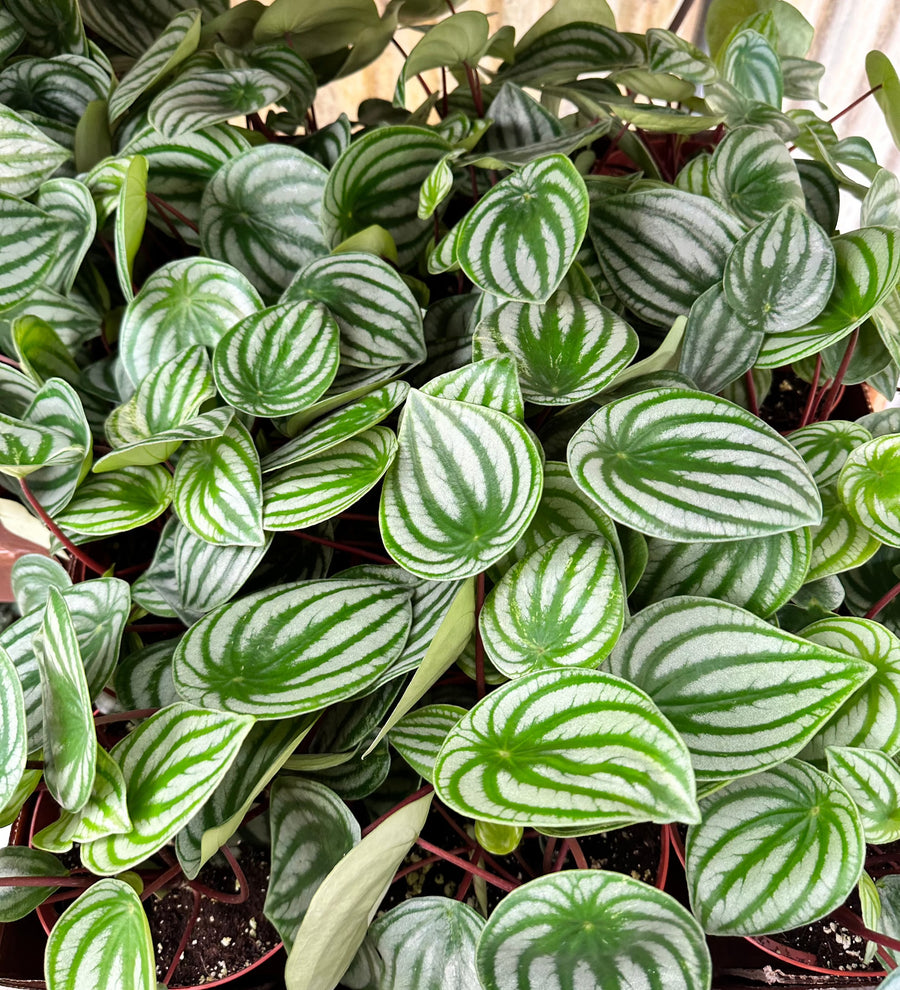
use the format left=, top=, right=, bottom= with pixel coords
left=2, top=0, right=900, bottom=986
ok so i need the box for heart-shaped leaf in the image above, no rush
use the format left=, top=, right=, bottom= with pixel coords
left=434, top=668, right=699, bottom=829
left=826, top=746, right=900, bottom=844
left=838, top=434, right=900, bottom=546
left=687, top=760, right=864, bottom=935
left=56, top=463, right=173, bottom=536
left=0, top=646, right=25, bottom=812
left=721, top=29, right=782, bottom=105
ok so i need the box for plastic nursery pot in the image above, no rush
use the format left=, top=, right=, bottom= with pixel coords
left=4, top=791, right=286, bottom=990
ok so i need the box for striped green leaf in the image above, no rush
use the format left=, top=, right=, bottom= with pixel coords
left=2, top=288, right=99, bottom=355
left=173, top=578, right=412, bottom=717
left=379, top=390, right=543, bottom=580
left=791, top=420, right=873, bottom=491
left=260, top=381, right=408, bottom=474
left=723, top=204, right=835, bottom=332
left=838, top=435, right=900, bottom=546
left=757, top=227, right=900, bottom=367
left=283, top=251, right=425, bottom=368
left=35, top=179, right=96, bottom=294
left=473, top=290, right=637, bottom=405
left=13, top=314, right=79, bottom=385
left=797, top=158, right=839, bottom=234
left=200, top=144, right=329, bottom=296
left=800, top=616, right=900, bottom=759
left=434, top=668, right=699, bottom=828
left=371, top=898, right=485, bottom=990
left=57, top=464, right=172, bottom=536
left=826, top=746, right=900, bottom=843
left=633, top=530, right=811, bottom=617
left=862, top=168, right=900, bottom=228
left=0, top=194, right=61, bottom=311
left=686, top=760, right=864, bottom=935
left=83, top=154, right=131, bottom=225
left=11, top=553, right=70, bottom=615
left=36, top=588, right=96, bottom=812
left=568, top=388, right=822, bottom=541
left=234, top=41, right=315, bottom=125
left=264, top=776, right=360, bottom=951
left=263, top=426, right=397, bottom=531
left=456, top=154, right=587, bottom=304
left=212, top=301, right=339, bottom=417
left=647, top=27, right=717, bottom=84
left=0, top=362, right=38, bottom=417
left=32, top=747, right=130, bottom=853
left=0, top=769, right=40, bottom=828
left=0, top=645, right=25, bottom=812
left=389, top=703, right=465, bottom=782
left=0, top=411, right=73, bottom=478
left=607, top=597, right=872, bottom=780
left=476, top=871, right=711, bottom=990
left=80, top=703, right=254, bottom=875
left=807, top=498, right=881, bottom=582
left=176, top=716, right=313, bottom=879
left=0, top=103, right=70, bottom=197
left=0, top=54, right=108, bottom=128
left=118, top=257, right=262, bottom=386
left=721, top=29, right=782, bottom=105
left=114, top=638, right=180, bottom=711
left=420, top=356, right=524, bottom=420
left=0, top=8, right=24, bottom=61
left=0, top=847, right=65, bottom=922
left=589, top=188, right=743, bottom=325
left=4, top=0, right=87, bottom=55
left=480, top=534, right=623, bottom=678
left=322, top=125, right=451, bottom=270
left=44, top=879, right=155, bottom=990
left=173, top=418, right=264, bottom=546
left=107, top=8, right=201, bottom=121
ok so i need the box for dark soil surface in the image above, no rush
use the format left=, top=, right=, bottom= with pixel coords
left=759, top=369, right=811, bottom=433
left=774, top=897, right=882, bottom=974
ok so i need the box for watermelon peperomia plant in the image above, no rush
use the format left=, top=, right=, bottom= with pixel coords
left=4, top=0, right=900, bottom=987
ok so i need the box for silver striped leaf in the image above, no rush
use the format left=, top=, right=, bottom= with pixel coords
left=11, top=553, right=70, bottom=615
left=476, top=871, right=711, bottom=990
left=389, top=703, right=466, bottom=782
left=723, top=204, right=836, bottom=334
left=232, top=41, right=315, bottom=125
left=480, top=534, right=624, bottom=678
left=862, top=168, right=900, bottom=227
left=44, top=879, right=155, bottom=990
left=0, top=847, right=65, bottom=922
left=1, top=287, right=100, bottom=352
left=428, top=221, right=460, bottom=274
left=838, top=435, right=900, bottom=546
left=473, top=290, right=638, bottom=405
left=790, top=420, right=872, bottom=491
left=782, top=55, right=825, bottom=101
left=83, top=154, right=131, bottom=226
left=260, top=381, right=408, bottom=474
left=32, top=747, right=130, bottom=853
left=303, top=731, right=390, bottom=801
left=0, top=194, right=61, bottom=311
left=173, top=418, right=264, bottom=546
left=107, top=8, right=201, bottom=121
left=633, top=529, right=811, bottom=617
left=173, top=578, right=413, bottom=718
left=283, top=252, right=425, bottom=368
left=647, top=27, right=717, bottom=84
left=118, top=256, right=263, bottom=386
left=434, top=667, right=699, bottom=828
left=589, top=187, right=743, bottom=325
left=456, top=154, right=588, bottom=304
left=675, top=151, right=713, bottom=196
left=79, top=0, right=223, bottom=56
left=607, top=596, right=872, bottom=781
left=826, top=746, right=900, bottom=844
left=200, top=144, right=329, bottom=297
left=22, top=377, right=92, bottom=515
left=212, top=301, right=340, bottom=417
left=0, top=104, right=70, bottom=197
left=4, top=0, right=87, bottom=56
left=176, top=716, right=313, bottom=879
left=757, top=227, right=900, bottom=367
left=370, top=897, right=484, bottom=990
left=322, top=125, right=451, bottom=270
left=262, top=426, right=397, bottom=532
left=686, top=760, right=864, bottom=935
left=35, top=588, right=96, bottom=812
left=114, top=637, right=181, bottom=711
left=721, top=29, right=782, bottom=106
left=807, top=496, right=881, bottom=582
left=0, top=55, right=108, bottom=128
left=420, top=356, right=524, bottom=420
left=483, top=80, right=563, bottom=152
left=797, top=158, right=840, bottom=234
left=80, top=703, right=255, bottom=875
left=0, top=9, right=23, bottom=61
left=265, top=776, right=360, bottom=951
left=0, top=412, right=73, bottom=478
left=121, top=122, right=250, bottom=248
left=799, top=616, right=900, bottom=759
left=129, top=518, right=186, bottom=620
left=56, top=463, right=173, bottom=536
left=0, top=363, right=37, bottom=417
left=379, top=390, right=543, bottom=580
left=34, top=179, right=96, bottom=294
left=568, top=388, right=822, bottom=541
left=0, top=646, right=25, bottom=812
left=149, top=66, right=288, bottom=136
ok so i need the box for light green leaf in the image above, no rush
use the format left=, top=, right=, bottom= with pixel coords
left=867, top=51, right=900, bottom=152
left=114, top=154, right=148, bottom=302
left=57, top=463, right=173, bottom=536
left=838, top=434, right=900, bottom=547
left=418, top=156, right=455, bottom=220
left=405, top=11, right=488, bottom=79
left=0, top=646, right=26, bottom=812
left=0, top=847, right=65, bottom=922
left=13, top=315, right=79, bottom=386
left=826, top=746, right=900, bottom=844
left=389, top=703, right=466, bottom=782
left=0, top=103, right=71, bottom=197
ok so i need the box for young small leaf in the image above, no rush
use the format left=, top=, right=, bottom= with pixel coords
left=826, top=746, right=900, bottom=843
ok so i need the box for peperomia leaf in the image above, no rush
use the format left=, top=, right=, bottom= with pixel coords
left=687, top=760, right=864, bottom=935
left=0, top=411, right=74, bottom=479
left=0, top=645, right=25, bottom=812
left=607, top=596, right=873, bottom=780
left=421, top=356, right=524, bottom=420
left=11, top=552, right=70, bottom=616
left=56, top=463, right=173, bottom=536
left=113, top=154, right=148, bottom=302
left=837, top=434, right=900, bottom=546
left=479, top=533, right=624, bottom=677
left=80, top=704, right=255, bottom=875
left=172, top=578, right=413, bottom=717
left=264, top=776, right=360, bottom=951
left=434, top=667, right=699, bottom=829
left=476, top=871, right=711, bottom=990
left=114, top=638, right=180, bottom=711
left=379, top=390, right=543, bottom=579
left=35, top=178, right=95, bottom=294
left=0, top=847, right=65, bottom=922
left=568, top=388, right=822, bottom=541
left=0, top=104, right=71, bottom=197
left=826, top=746, right=900, bottom=843
left=0, top=194, right=61, bottom=312
left=456, top=154, right=588, bottom=304
left=44, top=879, right=155, bottom=990
left=389, top=703, right=466, bottom=782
